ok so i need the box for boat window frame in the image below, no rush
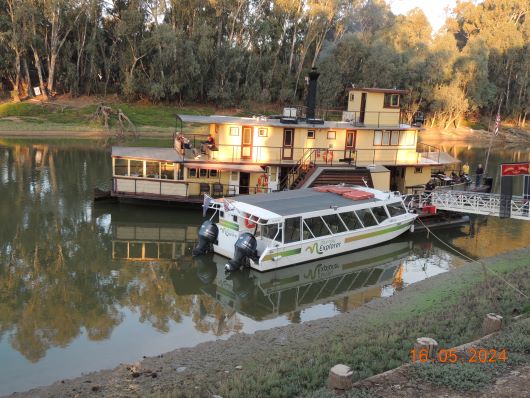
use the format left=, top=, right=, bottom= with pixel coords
left=113, top=158, right=129, bottom=176
left=386, top=202, right=408, bottom=217
left=284, top=216, right=302, bottom=244
left=371, top=206, right=390, bottom=224
left=355, top=208, right=379, bottom=227
left=321, top=213, right=348, bottom=234
left=302, top=215, right=333, bottom=240
left=337, top=210, right=364, bottom=230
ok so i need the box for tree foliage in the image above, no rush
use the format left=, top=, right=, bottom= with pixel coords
left=0, top=0, right=528, bottom=126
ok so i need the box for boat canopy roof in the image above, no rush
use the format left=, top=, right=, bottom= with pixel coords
left=224, top=187, right=396, bottom=219
left=112, top=147, right=184, bottom=163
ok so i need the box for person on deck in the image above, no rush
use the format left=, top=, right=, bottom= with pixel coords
left=462, top=162, right=470, bottom=176
left=476, top=164, right=484, bottom=186
left=201, top=134, right=215, bottom=154
left=183, top=137, right=199, bottom=158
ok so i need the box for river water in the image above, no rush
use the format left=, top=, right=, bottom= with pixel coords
left=0, top=138, right=529, bottom=395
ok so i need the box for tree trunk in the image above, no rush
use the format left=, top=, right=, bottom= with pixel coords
left=22, top=56, right=33, bottom=98
left=12, top=49, right=21, bottom=101
left=31, top=46, right=49, bottom=100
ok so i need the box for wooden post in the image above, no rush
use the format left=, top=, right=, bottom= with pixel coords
left=482, top=313, right=503, bottom=335
left=414, top=337, right=439, bottom=360
left=328, top=364, right=353, bottom=390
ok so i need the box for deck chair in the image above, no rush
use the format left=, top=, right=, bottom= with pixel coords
left=199, top=183, right=210, bottom=196
left=212, top=183, right=224, bottom=197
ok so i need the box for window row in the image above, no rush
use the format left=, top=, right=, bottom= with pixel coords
left=229, top=126, right=268, bottom=137
left=266, top=203, right=407, bottom=244
left=188, top=168, right=219, bottom=179
left=373, top=130, right=415, bottom=146
left=114, top=159, right=181, bottom=180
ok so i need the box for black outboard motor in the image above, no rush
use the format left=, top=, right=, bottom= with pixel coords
left=193, top=220, right=218, bottom=256
left=225, top=233, right=258, bottom=272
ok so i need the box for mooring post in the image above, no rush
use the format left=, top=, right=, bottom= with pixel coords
left=482, top=313, right=503, bottom=335
left=328, top=364, right=353, bottom=391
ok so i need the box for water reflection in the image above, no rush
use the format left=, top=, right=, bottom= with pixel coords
left=0, top=140, right=529, bottom=395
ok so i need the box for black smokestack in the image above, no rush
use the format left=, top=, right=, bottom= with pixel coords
left=306, top=67, right=320, bottom=120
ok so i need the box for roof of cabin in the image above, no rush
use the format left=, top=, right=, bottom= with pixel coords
left=112, top=147, right=183, bottom=162
left=347, top=87, right=409, bottom=95
left=179, top=114, right=381, bottom=129
left=231, top=188, right=385, bottom=218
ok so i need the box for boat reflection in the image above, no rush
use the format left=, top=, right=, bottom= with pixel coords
left=104, top=205, right=199, bottom=261
left=171, top=241, right=412, bottom=321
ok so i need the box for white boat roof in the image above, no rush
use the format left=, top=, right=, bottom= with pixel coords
left=228, top=187, right=395, bottom=219
left=112, top=147, right=184, bottom=163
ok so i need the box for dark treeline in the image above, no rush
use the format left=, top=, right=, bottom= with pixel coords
left=0, top=0, right=528, bottom=127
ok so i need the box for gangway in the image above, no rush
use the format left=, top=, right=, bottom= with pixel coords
left=418, top=191, right=530, bottom=221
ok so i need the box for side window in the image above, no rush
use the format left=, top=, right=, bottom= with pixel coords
left=338, top=211, right=363, bottom=230
left=303, top=216, right=332, bottom=238
left=284, top=217, right=301, bottom=243
left=356, top=209, right=378, bottom=227
left=371, top=206, right=389, bottom=223
left=387, top=203, right=407, bottom=217
left=322, top=214, right=347, bottom=234
left=263, top=224, right=281, bottom=242
left=114, top=158, right=128, bottom=176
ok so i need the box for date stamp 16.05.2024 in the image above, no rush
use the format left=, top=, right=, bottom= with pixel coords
left=410, top=347, right=508, bottom=364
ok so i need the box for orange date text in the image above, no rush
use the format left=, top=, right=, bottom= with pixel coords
left=410, top=348, right=507, bottom=364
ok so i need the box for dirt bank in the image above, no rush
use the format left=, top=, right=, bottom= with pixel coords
left=421, top=127, right=530, bottom=144
left=6, top=246, right=529, bottom=398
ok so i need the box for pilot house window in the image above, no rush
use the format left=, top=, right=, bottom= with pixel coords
left=384, top=93, right=400, bottom=108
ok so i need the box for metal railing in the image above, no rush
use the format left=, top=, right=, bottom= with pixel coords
left=197, top=143, right=437, bottom=167
left=279, top=105, right=407, bottom=127
left=406, top=190, right=530, bottom=221
left=112, top=176, right=273, bottom=200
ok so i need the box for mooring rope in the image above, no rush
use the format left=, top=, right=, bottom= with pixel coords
left=415, top=216, right=529, bottom=301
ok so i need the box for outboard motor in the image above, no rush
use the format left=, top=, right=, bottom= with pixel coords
left=225, top=233, right=258, bottom=272
left=193, top=220, right=218, bottom=256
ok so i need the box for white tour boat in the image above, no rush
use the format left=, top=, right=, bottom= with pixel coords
left=193, top=185, right=417, bottom=272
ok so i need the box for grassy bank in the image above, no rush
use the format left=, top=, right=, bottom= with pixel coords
left=0, top=101, right=215, bottom=134
left=161, top=251, right=529, bottom=398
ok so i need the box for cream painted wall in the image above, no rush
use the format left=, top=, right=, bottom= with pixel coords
left=347, top=91, right=401, bottom=125
left=370, top=170, right=390, bottom=191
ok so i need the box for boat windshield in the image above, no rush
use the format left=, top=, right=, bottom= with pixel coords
left=386, top=202, right=407, bottom=217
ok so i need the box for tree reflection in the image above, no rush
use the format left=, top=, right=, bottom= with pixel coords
left=0, top=142, right=244, bottom=363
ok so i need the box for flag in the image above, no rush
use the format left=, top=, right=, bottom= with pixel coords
left=202, top=194, right=212, bottom=217
left=223, top=198, right=234, bottom=212
left=494, top=113, right=501, bottom=135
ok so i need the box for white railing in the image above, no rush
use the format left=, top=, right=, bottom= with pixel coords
left=429, top=191, right=530, bottom=220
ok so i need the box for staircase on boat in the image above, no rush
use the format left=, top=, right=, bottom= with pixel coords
left=279, top=148, right=373, bottom=190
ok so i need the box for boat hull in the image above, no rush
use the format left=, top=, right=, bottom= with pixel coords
left=214, top=216, right=415, bottom=272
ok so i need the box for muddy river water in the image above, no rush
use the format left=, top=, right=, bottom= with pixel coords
left=0, top=138, right=529, bottom=395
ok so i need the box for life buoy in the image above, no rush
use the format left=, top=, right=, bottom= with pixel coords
left=256, top=173, right=269, bottom=193
left=323, top=151, right=333, bottom=162
left=244, top=214, right=257, bottom=229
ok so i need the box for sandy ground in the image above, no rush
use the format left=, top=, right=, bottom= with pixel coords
left=5, top=247, right=529, bottom=398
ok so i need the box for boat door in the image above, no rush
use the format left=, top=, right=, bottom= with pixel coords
left=239, top=172, right=250, bottom=194
left=359, top=93, right=367, bottom=124
left=282, top=128, right=294, bottom=160
left=344, top=130, right=356, bottom=161
left=241, top=126, right=253, bottom=160
left=229, top=171, right=239, bottom=195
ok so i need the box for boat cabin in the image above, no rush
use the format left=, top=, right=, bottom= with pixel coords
left=110, top=72, right=459, bottom=203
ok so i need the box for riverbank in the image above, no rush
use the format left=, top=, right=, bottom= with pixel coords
left=1, top=99, right=528, bottom=143
left=420, top=126, right=530, bottom=144
left=7, top=246, right=529, bottom=398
